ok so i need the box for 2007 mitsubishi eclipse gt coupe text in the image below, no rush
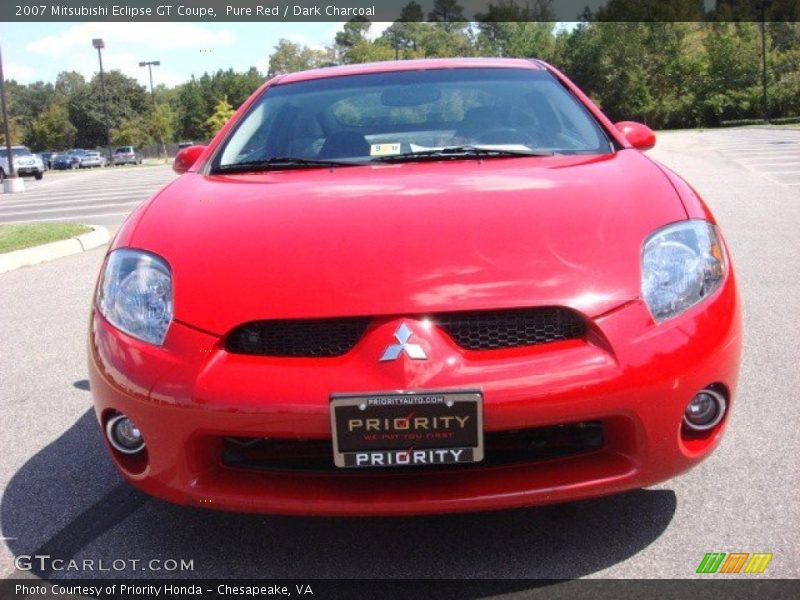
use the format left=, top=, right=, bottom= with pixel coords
left=88, top=58, right=741, bottom=515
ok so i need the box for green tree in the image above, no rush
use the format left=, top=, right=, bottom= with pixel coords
left=386, top=2, right=426, bottom=57
left=148, top=103, right=177, bottom=158
left=69, top=70, right=149, bottom=148
left=54, top=71, right=86, bottom=100
left=334, top=17, right=372, bottom=62
left=702, top=22, right=762, bottom=123
left=427, top=0, right=466, bottom=31
left=0, top=117, right=24, bottom=146
left=175, top=77, right=207, bottom=141
left=110, top=117, right=153, bottom=148
left=29, top=103, right=77, bottom=150
left=413, top=24, right=476, bottom=58
left=205, top=96, right=235, bottom=137
left=267, top=39, right=328, bottom=76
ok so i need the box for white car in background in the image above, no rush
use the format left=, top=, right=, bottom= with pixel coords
left=79, top=151, right=107, bottom=168
left=0, top=145, right=45, bottom=180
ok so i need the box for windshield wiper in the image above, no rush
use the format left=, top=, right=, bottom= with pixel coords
left=212, top=156, right=358, bottom=173
left=371, top=145, right=554, bottom=163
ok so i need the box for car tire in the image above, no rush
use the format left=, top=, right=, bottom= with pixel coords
left=35, top=172, right=43, bottom=180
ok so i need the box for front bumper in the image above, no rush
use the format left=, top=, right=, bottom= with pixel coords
left=14, top=166, right=42, bottom=176
left=88, top=274, right=741, bottom=516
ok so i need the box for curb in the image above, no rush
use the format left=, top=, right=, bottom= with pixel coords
left=0, top=225, right=110, bottom=274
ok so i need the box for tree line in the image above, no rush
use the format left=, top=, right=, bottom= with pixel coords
left=3, top=1, right=799, bottom=152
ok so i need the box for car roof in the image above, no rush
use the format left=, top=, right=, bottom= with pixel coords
left=275, top=57, right=544, bottom=86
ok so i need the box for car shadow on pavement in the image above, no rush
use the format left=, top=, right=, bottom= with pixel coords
left=2, top=409, right=677, bottom=586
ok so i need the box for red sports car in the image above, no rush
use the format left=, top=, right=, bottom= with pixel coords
left=89, top=58, right=741, bottom=515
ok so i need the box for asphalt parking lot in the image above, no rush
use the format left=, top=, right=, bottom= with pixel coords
left=0, top=165, right=177, bottom=228
left=0, top=127, right=798, bottom=582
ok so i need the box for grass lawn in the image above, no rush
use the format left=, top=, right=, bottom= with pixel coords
left=0, top=223, right=91, bottom=254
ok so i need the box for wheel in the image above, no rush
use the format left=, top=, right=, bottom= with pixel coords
left=34, top=172, right=43, bottom=180
left=0, top=168, right=5, bottom=181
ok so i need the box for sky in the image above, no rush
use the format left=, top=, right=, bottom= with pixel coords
left=0, top=21, right=578, bottom=89
left=0, top=21, right=359, bottom=88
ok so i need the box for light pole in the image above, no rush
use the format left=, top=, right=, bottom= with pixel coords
left=138, top=60, right=160, bottom=96
left=139, top=60, right=165, bottom=160
left=0, top=44, right=24, bottom=192
left=759, top=0, right=772, bottom=123
left=0, top=45, right=17, bottom=183
left=92, top=38, right=113, bottom=162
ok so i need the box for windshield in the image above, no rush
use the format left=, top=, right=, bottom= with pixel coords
left=0, top=147, right=32, bottom=158
left=214, top=68, right=612, bottom=170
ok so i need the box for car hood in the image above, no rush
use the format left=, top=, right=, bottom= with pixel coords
left=127, top=150, right=686, bottom=335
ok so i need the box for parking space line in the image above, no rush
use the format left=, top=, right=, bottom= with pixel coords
left=0, top=201, right=142, bottom=218
left=0, top=191, right=160, bottom=210
left=0, top=211, right=135, bottom=224
left=701, top=129, right=800, bottom=190
left=0, top=167, right=176, bottom=225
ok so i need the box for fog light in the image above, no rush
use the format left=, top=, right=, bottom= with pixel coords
left=684, top=389, right=726, bottom=431
left=106, top=414, right=145, bottom=454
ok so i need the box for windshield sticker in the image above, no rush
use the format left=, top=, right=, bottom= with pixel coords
left=370, top=143, right=401, bottom=157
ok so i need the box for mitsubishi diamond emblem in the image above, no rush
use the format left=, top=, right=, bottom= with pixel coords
left=379, top=322, right=428, bottom=361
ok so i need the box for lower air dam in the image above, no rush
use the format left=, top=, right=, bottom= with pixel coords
left=352, top=448, right=472, bottom=467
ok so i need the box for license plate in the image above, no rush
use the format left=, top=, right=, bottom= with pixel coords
left=330, top=390, right=483, bottom=468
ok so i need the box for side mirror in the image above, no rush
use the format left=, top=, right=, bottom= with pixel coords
left=615, top=121, right=656, bottom=151
left=173, top=145, right=207, bottom=174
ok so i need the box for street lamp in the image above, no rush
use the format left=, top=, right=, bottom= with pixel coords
left=138, top=60, right=161, bottom=97
left=0, top=46, right=16, bottom=180
left=138, top=60, right=165, bottom=159
left=92, top=38, right=113, bottom=161
left=759, top=0, right=772, bottom=123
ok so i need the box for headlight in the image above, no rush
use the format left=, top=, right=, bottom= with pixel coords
left=97, top=249, right=173, bottom=345
left=641, top=220, right=726, bottom=322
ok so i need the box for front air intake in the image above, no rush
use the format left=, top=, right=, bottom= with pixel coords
left=226, top=317, right=371, bottom=357
left=435, top=307, right=586, bottom=350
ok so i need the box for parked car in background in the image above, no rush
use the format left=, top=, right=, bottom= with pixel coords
left=60, top=149, right=88, bottom=169
left=177, top=142, right=195, bottom=150
left=80, top=151, right=107, bottom=168
left=112, top=146, right=142, bottom=166
left=0, top=145, right=44, bottom=180
left=52, top=153, right=76, bottom=170
left=39, top=151, right=57, bottom=170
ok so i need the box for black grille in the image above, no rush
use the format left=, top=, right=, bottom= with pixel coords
left=226, top=317, right=370, bottom=357
left=226, top=307, right=585, bottom=358
left=221, top=421, right=604, bottom=473
left=435, top=307, right=586, bottom=350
